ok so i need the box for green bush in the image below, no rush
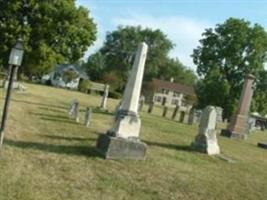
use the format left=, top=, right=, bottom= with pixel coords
left=108, top=90, right=122, bottom=99
left=78, top=80, right=92, bottom=93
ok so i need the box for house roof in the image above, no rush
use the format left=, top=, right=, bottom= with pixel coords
left=152, top=78, right=195, bottom=96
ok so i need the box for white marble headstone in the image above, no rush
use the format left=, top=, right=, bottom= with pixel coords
left=192, top=106, right=220, bottom=155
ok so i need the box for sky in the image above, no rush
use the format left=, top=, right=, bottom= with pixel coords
left=76, top=0, right=267, bottom=70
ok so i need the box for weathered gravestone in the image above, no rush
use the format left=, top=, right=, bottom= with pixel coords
left=172, top=104, right=180, bottom=120
left=68, top=99, right=79, bottom=122
left=162, top=106, right=168, bottom=117
left=100, top=84, right=109, bottom=110
left=191, top=106, right=220, bottom=155
left=215, top=107, right=223, bottom=122
left=221, top=74, right=255, bottom=140
left=258, top=142, right=267, bottom=149
left=188, top=107, right=196, bottom=125
left=147, top=101, right=154, bottom=113
left=114, top=101, right=122, bottom=121
left=182, top=108, right=190, bottom=124
left=248, top=116, right=256, bottom=133
left=84, top=107, right=92, bottom=127
left=96, top=42, right=148, bottom=160
left=138, top=95, right=145, bottom=112
left=195, top=110, right=202, bottom=123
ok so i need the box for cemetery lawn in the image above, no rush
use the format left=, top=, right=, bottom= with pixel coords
left=1, top=83, right=267, bottom=200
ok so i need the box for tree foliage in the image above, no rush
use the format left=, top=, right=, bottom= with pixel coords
left=192, top=18, right=267, bottom=118
left=83, top=26, right=197, bottom=91
left=0, top=0, right=97, bottom=77
left=251, top=70, right=267, bottom=116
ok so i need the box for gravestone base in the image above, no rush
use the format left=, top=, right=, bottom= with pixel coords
left=257, top=142, right=267, bottom=149
left=221, top=129, right=247, bottom=140
left=96, top=134, right=147, bottom=160
left=191, top=130, right=220, bottom=155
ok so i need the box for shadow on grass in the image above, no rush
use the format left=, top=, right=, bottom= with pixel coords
left=92, top=107, right=114, bottom=116
left=5, top=139, right=101, bottom=157
left=43, top=135, right=96, bottom=142
left=30, top=112, right=79, bottom=125
left=40, top=117, right=78, bottom=125
left=30, top=112, right=68, bottom=119
left=143, top=140, right=194, bottom=152
left=38, top=106, right=66, bottom=114
left=11, top=99, right=68, bottom=110
left=142, top=113, right=183, bottom=125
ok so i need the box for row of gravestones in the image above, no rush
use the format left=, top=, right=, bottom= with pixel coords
left=68, top=99, right=92, bottom=127
left=144, top=101, right=224, bottom=125
left=67, top=84, right=110, bottom=127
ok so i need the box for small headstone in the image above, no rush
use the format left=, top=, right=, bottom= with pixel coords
left=68, top=99, right=79, bottom=122
left=172, top=105, right=180, bottom=120
left=248, top=117, right=256, bottom=133
left=147, top=102, right=154, bottom=113
left=84, top=107, right=92, bottom=127
left=215, top=107, right=223, bottom=122
left=188, top=107, right=196, bottom=125
left=100, top=84, right=109, bottom=110
left=162, top=97, right=167, bottom=106
left=182, top=110, right=190, bottom=124
left=138, top=95, right=145, bottom=112
left=191, top=106, right=220, bottom=155
left=114, top=101, right=122, bottom=120
left=162, top=106, right=168, bottom=117
left=258, top=142, right=267, bottom=149
left=195, top=110, right=202, bottom=123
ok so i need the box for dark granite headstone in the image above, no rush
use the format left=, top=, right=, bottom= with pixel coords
left=258, top=142, right=267, bottom=149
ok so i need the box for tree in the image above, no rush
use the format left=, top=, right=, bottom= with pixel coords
left=83, top=52, right=106, bottom=81
left=158, top=58, right=197, bottom=86
left=84, top=25, right=197, bottom=91
left=192, top=18, right=267, bottom=118
left=251, top=70, right=267, bottom=116
left=100, top=26, right=174, bottom=85
left=0, top=0, right=97, bottom=77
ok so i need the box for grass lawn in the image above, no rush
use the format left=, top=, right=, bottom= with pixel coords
left=0, top=83, right=267, bottom=200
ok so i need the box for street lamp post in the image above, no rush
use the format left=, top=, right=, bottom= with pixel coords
left=0, top=39, right=24, bottom=148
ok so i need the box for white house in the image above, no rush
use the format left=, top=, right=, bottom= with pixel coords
left=149, top=78, right=196, bottom=110
left=42, top=64, right=89, bottom=90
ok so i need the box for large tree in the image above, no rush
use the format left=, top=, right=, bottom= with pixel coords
left=84, top=26, right=196, bottom=91
left=192, top=18, right=267, bottom=118
left=100, top=26, right=174, bottom=83
left=0, top=0, right=97, bottom=77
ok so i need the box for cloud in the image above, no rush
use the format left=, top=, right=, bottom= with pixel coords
left=112, top=15, right=213, bottom=70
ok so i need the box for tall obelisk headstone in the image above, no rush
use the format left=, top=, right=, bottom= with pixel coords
left=96, top=42, right=148, bottom=159
left=221, top=74, right=255, bottom=139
